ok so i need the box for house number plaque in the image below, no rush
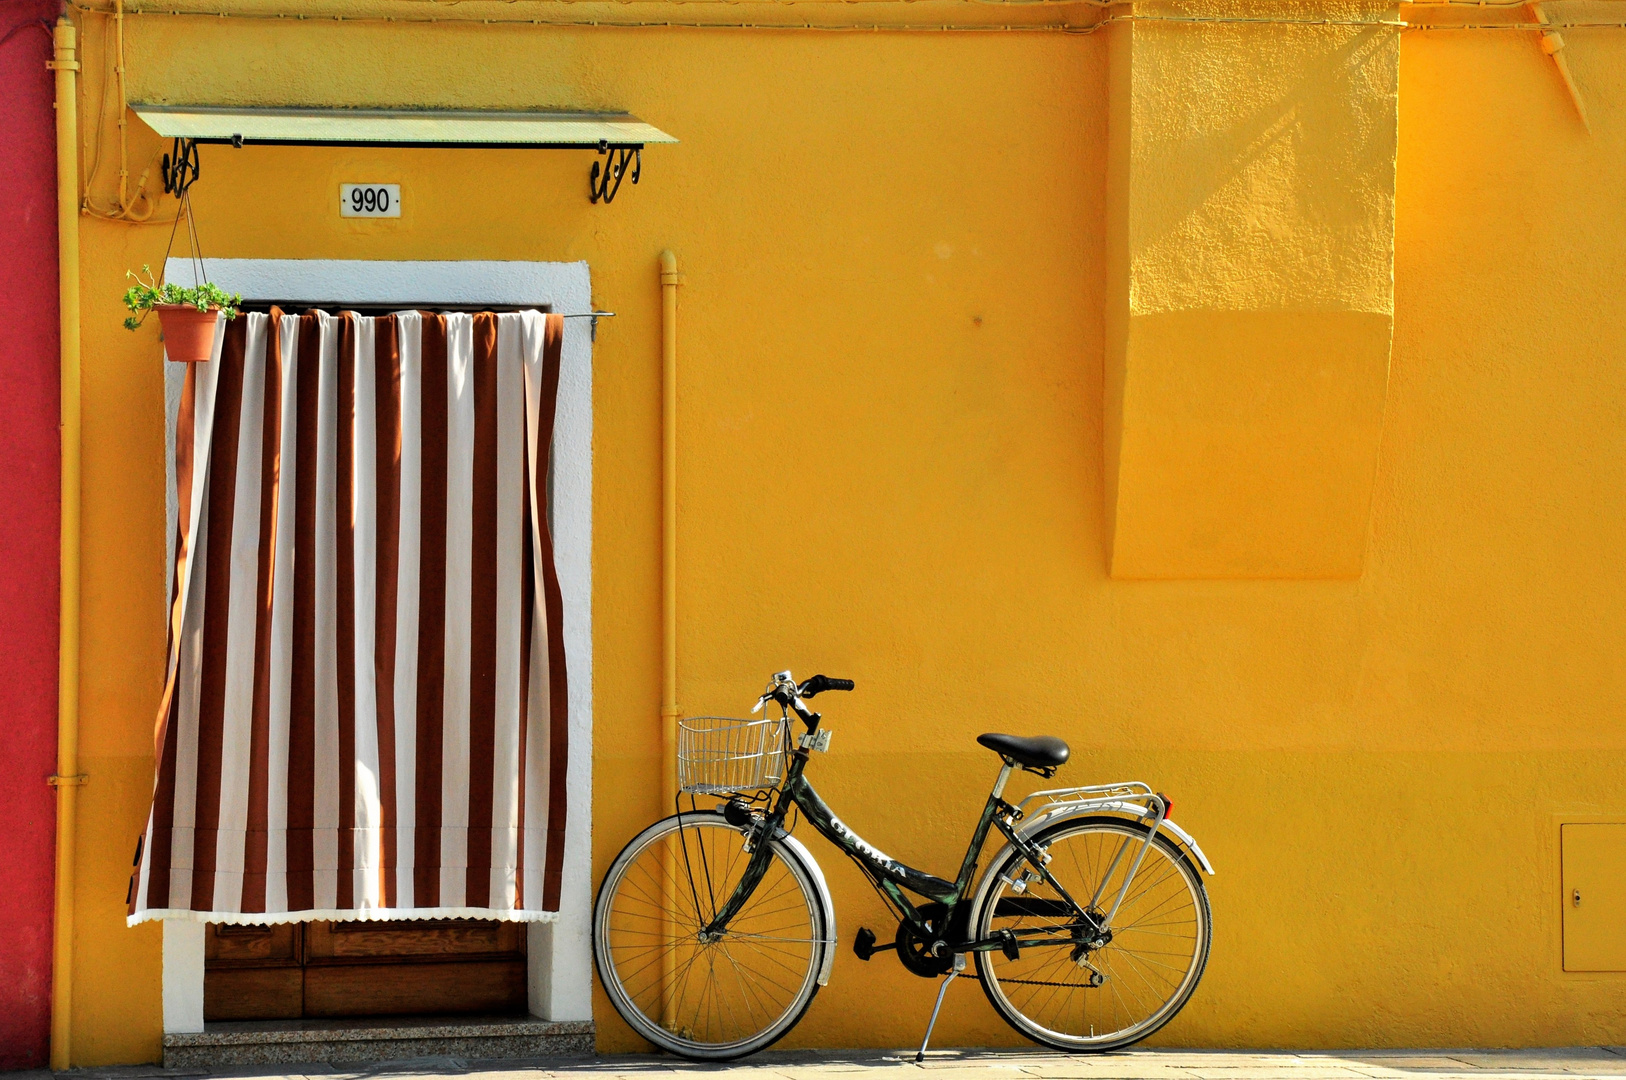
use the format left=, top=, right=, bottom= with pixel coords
left=340, top=184, right=401, bottom=218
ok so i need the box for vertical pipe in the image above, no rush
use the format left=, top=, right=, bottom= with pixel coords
left=49, top=16, right=82, bottom=1073
left=659, top=250, right=681, bottom=792
left=658, top=251, right=681, bottom=1032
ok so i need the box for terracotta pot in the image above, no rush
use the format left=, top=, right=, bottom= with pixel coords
left=155, top=303, right=222, bottom=363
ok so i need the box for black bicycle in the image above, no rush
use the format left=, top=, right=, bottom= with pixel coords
left=592, top=671, right=1214, bottom=1060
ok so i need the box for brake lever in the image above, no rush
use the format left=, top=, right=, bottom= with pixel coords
left=754, top=671, right=799, bottom=713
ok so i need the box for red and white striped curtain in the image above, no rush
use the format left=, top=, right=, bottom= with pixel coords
left=129, top=309, right=568, bottom=925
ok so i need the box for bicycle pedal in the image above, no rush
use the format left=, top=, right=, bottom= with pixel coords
left=1000, top=930, right=1021, bottom=961
left=854, top=927, right=895, bottom=960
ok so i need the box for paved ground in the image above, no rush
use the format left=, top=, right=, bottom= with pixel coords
left=32, top=1047, right=1626, bottom=1080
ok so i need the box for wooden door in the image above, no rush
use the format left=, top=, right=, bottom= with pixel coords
left=204, top=920, right=528, bottom=1020
left=205, top=923, right=303, bottom=1019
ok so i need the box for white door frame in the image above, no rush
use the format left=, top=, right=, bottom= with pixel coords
left=159, top=259, right=595, bottom=1029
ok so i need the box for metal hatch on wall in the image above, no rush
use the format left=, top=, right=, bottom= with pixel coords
left=131, top=103, right=678, bottom=203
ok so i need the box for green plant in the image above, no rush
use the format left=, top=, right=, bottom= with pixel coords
left=122, top=265, right=242, bottom=330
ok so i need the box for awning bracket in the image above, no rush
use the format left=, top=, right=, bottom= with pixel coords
left=590, top=142, right=641, bottom=204
left=161, top=136, right=200, bottom=198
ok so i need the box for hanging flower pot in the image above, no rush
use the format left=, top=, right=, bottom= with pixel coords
left=153, top=303, right=222, bottom=364
left=122, top=264, right=242, bottom=363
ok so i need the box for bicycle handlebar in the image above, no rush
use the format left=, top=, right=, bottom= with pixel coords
left=755, top=671, right=855, bottom=730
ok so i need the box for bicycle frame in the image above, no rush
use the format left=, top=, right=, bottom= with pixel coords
left=696, top=736, right=1169, bottom=957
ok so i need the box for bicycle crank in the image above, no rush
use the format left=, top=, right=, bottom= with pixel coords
left=896, top=902, right=954, bottom=977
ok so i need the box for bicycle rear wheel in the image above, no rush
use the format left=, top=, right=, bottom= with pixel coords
left=973, top=816, right=1210, bottom=1052
left=593, top=810, right=828, bottom=1060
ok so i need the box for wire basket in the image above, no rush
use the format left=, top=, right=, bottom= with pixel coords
left=678, top=715, right=790, bottom=795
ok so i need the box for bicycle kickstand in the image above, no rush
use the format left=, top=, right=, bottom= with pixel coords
left=915, top=953, right=966, bottom=1063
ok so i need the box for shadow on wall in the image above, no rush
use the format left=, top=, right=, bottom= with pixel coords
left=1130, top=21, right=1399, bottom=312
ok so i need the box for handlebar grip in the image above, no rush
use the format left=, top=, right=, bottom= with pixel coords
left=799, top=674, right=855, bottom=697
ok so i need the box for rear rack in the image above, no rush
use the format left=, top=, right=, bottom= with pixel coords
left=1015, top=781, right=1161, bottom=819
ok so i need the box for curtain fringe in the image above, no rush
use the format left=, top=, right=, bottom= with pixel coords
left=128, top=905, right=562, bottom=927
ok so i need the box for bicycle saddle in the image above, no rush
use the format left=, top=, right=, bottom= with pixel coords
left=977, top=732, right=1070, bottom=769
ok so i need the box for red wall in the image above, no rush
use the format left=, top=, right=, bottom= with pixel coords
left=0, top=2, right=61, bottom=1069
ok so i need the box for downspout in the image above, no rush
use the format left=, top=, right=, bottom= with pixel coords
left=657, top=250, right=681, bottom=1030
left=660, top=250, right=681, bottom=791
left=48, top=15, right=83, bottom=1073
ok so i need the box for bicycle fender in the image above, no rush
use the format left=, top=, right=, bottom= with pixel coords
left=1156, top=819, right=1214, bottom=876
left=1019, top=802, right=1215, bottom=876
left=776, top=832, right=838, bottom=986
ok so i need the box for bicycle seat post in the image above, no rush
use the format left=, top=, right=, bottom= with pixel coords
left=991, top=760, right=1014, bottom=800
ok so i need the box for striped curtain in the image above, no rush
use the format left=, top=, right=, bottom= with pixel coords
left=129, top=309, right=568, bottom=925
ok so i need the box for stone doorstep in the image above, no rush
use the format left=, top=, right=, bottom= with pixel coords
left=162, top=1016, right=595, bottom=1068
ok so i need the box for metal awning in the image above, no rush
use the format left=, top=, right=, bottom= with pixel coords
left=131, top=104, right=677, bottom=150
left=131, top=104, right=676, bottom=203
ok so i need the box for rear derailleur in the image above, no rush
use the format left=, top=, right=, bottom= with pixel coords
left=1070, top=915, right=1111, bottom=987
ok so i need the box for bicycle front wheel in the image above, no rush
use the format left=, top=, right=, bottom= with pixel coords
left=593, top=809, right=829, bottom=1060
left=973, top=816, right=1211, bottom=1052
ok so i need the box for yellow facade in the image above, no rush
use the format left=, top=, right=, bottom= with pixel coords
left=1106, top=1, right=1400, bottom=577
left=60, top=0, right=1626, bottom=1063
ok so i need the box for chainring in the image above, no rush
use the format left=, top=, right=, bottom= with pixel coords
left=894, top=902, right=954, bottom=978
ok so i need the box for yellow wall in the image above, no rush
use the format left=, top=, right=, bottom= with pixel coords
left=65, top=0, right=1626, bottom=1063
left=1106, top=2, right=1399, bottom=578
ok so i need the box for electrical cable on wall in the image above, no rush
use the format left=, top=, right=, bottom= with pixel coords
left=62, top=0, right=1626, bottom=32
left=79, top=0, right=178, bottom=224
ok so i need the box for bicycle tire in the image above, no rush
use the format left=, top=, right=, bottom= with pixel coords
left=593, top=810, right=828, bottom=1060
left=971, top=815, right=1211, bottom=1052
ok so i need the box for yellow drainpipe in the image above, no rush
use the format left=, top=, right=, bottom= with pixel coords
left=48, top=15, right=83, bottom=1073
left=657, top=251, right=682, bottom=1030
left=660, top=250, right=682, bottom=792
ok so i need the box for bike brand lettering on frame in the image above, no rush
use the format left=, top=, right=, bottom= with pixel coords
left=826, top=813, right=903, bottom=874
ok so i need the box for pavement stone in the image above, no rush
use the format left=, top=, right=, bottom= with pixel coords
left=39, top=1048, right=1626, bottom=1080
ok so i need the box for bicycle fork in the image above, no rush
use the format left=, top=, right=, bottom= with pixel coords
left=697, top=824, right=778, bottom=938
